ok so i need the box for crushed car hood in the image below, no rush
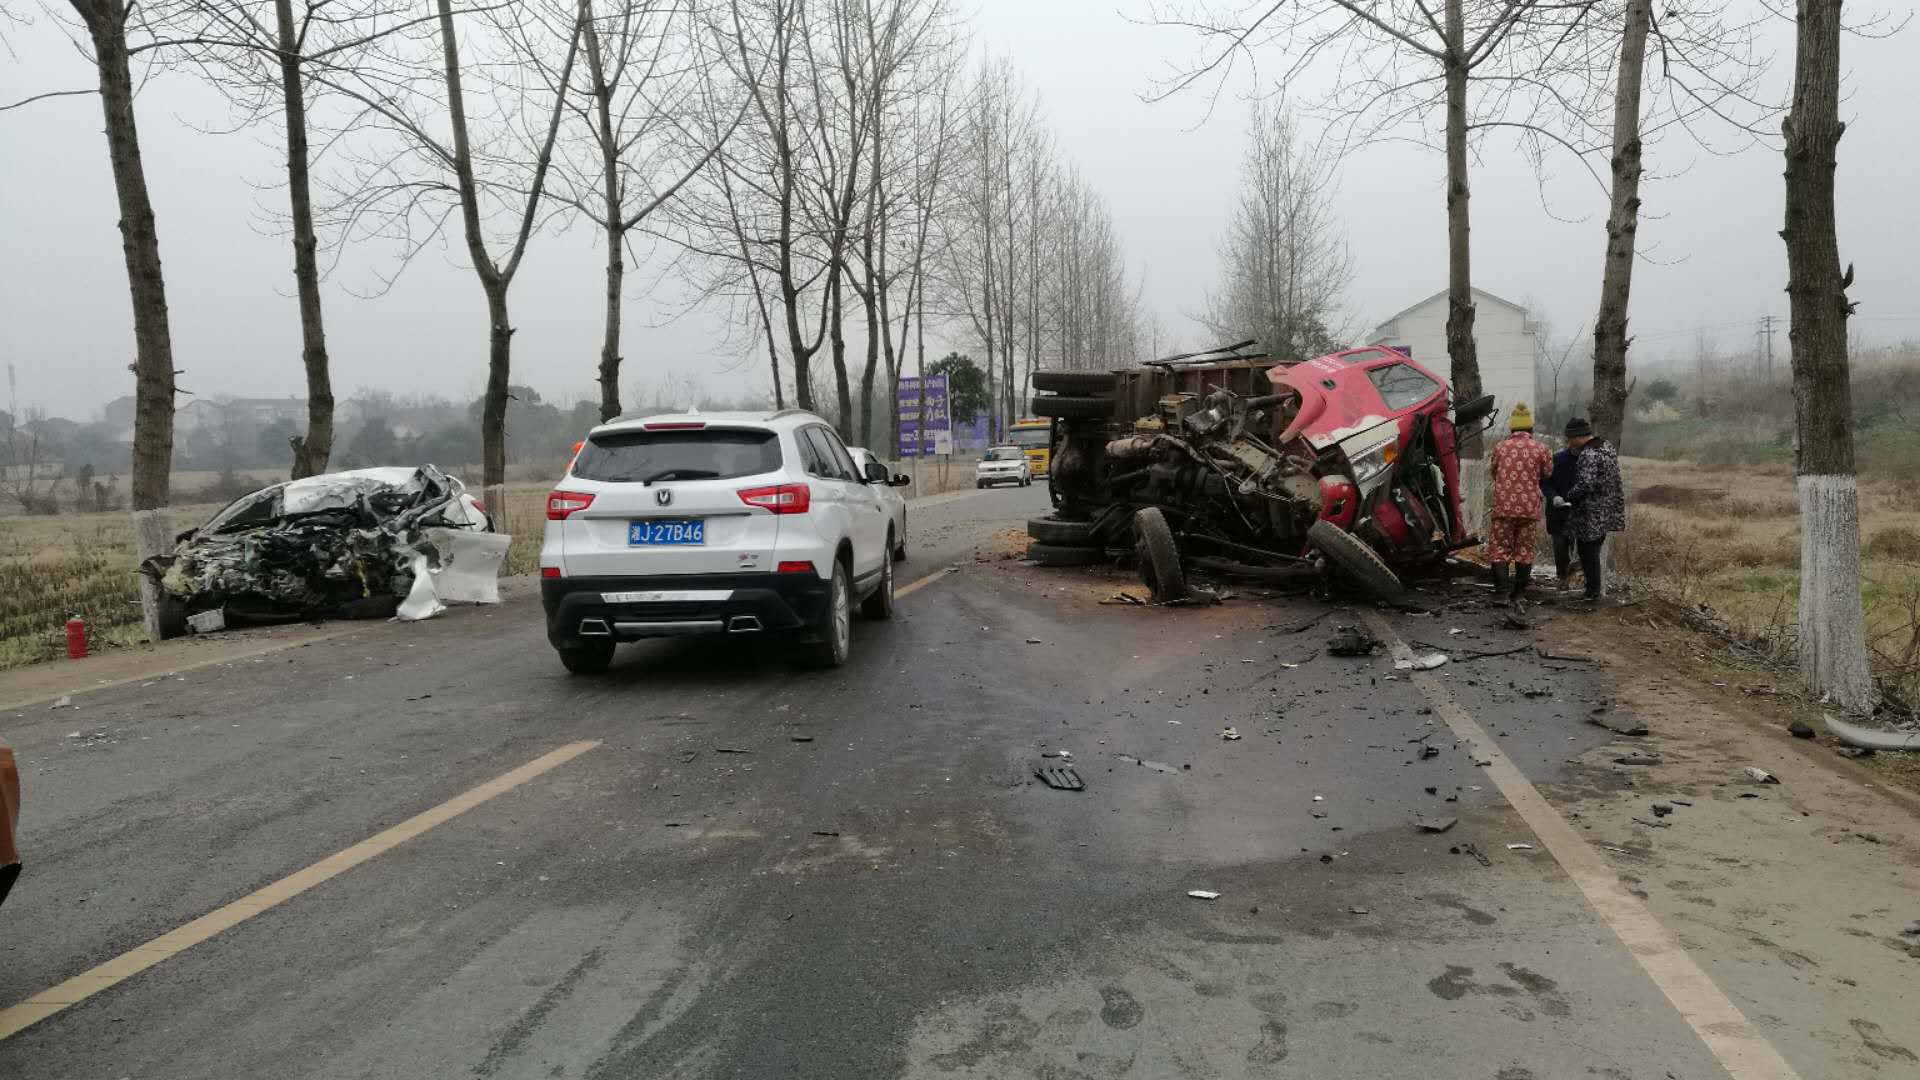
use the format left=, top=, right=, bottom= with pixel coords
left=143, top=465, right=506, bottom=625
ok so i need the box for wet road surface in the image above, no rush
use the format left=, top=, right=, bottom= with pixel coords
left=0, top=485, right=1837, bottom=1078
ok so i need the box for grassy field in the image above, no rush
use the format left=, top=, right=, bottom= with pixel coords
left=1611, top=457, right=1920, bottom=699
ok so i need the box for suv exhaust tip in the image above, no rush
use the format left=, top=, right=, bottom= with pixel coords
left=578, top=617, right=612, bottom=637
left=728, top=615, right=763, bottom=633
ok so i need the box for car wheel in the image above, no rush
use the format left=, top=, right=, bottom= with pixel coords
left=1307, top=519, right=1404, bottom=601
left=1020, top=475, right=1031, bottom=487
left=155, top=594, right=189, bottom=640
left=1134, top=506, right=1187, bottom=603
left=976, top=481, right=986, bottom=489
left=861, top=539, right=896, bottom=619
left=809, top=560, right=853, bottom=668
left=1027, top=541, right=1108, bottom=567
left=1027, top=515, right=1098, bottom=546
left=556, top=639, right=615, bottom=675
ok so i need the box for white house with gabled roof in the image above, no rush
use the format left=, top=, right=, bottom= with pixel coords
left=1363, top=287, right=1539, bottom=429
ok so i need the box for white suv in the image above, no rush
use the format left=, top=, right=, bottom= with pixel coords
left=539, top=410, right=906, bottom=673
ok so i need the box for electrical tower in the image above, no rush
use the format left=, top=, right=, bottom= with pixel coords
left=1757, top=315, right=1780, bottom=378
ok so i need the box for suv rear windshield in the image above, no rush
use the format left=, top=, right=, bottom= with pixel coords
left=572, top=428, right=782, bottom=483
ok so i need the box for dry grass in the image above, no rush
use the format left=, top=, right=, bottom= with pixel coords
left=1613, top=456, right=1920, bottom=701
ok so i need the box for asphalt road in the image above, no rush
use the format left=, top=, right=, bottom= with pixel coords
left=0, top=485, right=1835, bottom=1078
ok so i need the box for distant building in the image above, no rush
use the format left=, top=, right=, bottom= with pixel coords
left=174, top=397, right=308, bottom=433
left=1364, top=288, right=1539, bottom=426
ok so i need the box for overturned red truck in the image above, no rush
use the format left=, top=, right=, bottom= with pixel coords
left=1024, top=343, right=1497, bottom=601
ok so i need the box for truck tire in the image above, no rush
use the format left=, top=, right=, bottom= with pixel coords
left=1027, top=541, right=1107, bottom=567
left=1307, top=519, right=1404, bottom=601
left=1032, top=370, right=1117, bottom=394
left=1027, top=515, right=1097, bottom=546
left=1133, top=507, right=1186, bottom=603
left=1030, top=395, right=1113, bottom=420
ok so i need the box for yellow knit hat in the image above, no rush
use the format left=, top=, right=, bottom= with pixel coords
left=1509, top=402, right=1533, bottom=431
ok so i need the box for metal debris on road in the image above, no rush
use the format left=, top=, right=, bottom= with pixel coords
left=1115, top=754, right=1179, bottom=773
left=1505, top=843, right=1534, bottom=851
left=1035, top=767, right=1085, bottom=791
left=812, top=830, right=841, bottom=837
left=1327, top=625, right=1381, bottom=656
left=1221, top=727, right=1241, bottom=741
left=790, top=735, right=815, bottom=743
left=1025, top=637, right=1043, bottom=644
left=1459, top=842, right=1492, bottom=866
left=1187, top=890, right=1221, bottom=900
left=1743, top=766, right=1781, bottom=784
left=1395, top=653, right=1449, bottom=671
left=1041, top=749, right=1074, bottom=759
left=715, top=747, right=754, bottom=754
left=1101, top=592, right=1149, bottom=606
left=1416, top=815, right=1457, bottom=833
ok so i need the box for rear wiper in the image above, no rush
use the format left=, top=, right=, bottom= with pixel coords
left=635, top=468, right=719, bottom=484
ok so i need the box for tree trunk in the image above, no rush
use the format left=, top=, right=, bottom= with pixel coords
left=481, top=283, right=512, bottom=513
left=829, top=267, right=852, bottom=436
left=583, top=3, right=625, bottom=422
left=84, top=0, right=177, bottom=638
left=1441, top=0, right=1480, bottom=409
left=1783, top=0, right=1870, bottom=709
left=275, top=0, right=333, bottom=480
left=1589, top=0, right=1650, bottom=448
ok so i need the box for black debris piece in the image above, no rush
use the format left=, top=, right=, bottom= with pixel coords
left=1328, top=625, right=1381, bottom=657
left=1419, top=745, right=1441, bottom=760
left=1460, top=843, right=1492, bottom=867
left=1415, top=815, right=1457, bottom=834
left=1651, top=802, right=1674, bottom=817
left=1788, top=719, right=1816, bottom=739
left=1036, top=766, right=1086, bottom=791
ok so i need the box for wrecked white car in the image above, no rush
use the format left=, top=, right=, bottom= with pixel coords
left=141, top=466, right=509, bottom=636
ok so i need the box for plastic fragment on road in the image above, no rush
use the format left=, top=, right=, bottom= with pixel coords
left=1821, top=712, right=1920, bottom=752
left=49, top=695, right=72, bottom=710
left=1505, top=843, right=1534, bottom=851
left=395, top=553, right=446, bottom=622
left=1187, top=890, right=1221, bottom=900
left=1394, top=653, right=1448, bottom=671
left=1415, top=815, right=1457, bottom=833
left=1743, top=766, right=1781, bottom=784
left=186, top=608, right=227, bottom=634
left=1036, top=766, right=1085, bottom=791
left=1221, top=727, right=1241, bottom=741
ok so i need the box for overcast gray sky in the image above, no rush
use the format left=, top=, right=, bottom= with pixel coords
left=4, top=0, right=1917, bottom=421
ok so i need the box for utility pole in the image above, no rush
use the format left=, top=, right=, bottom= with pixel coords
left=1758, top=314, right=1779, bottom=377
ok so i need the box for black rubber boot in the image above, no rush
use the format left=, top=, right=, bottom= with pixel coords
left=1491, top=563, right=1510, bottom=598
left=1513, top=563, right=1533, bottom=600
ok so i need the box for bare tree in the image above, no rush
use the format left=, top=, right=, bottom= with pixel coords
left=1196, top=99, right=1350, bottom=360
left=1782, top=0, right=1870, bottom=708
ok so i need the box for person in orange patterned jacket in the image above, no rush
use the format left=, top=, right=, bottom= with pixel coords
left=1486, top=402, right=1554, bottom=605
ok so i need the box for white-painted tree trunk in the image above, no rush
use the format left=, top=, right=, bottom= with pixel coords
left=1797, top=474, right=1872, bottom=709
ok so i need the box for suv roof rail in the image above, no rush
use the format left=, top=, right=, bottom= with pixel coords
left=766, top=408, right=816, bottom=421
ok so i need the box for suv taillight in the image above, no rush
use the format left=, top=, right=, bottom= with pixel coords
left=547, top=491, right=595, bottom=520
left=738, top=483, right=810, bottom=514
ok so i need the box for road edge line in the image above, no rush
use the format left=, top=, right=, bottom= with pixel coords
left=896, top=567, right=956, bottom=601
left=1361, top=611, right=1802, bottom=1080
left=0, top=739, right=601, bottom=1042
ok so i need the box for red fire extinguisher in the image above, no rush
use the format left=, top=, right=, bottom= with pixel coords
left=66, top=618, right=88, bottom=660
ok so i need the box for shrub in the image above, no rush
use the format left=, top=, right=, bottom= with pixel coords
left=1866, top=524, right=1920, bottom=563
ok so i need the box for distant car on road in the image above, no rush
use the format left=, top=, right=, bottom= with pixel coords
left=849, top=447, right=910, bottom=562
left=975, top=446, right=1032, bottom=489
left=540, top=410, right=910, bottom=673
left=1, top=736, right=19, bottom=910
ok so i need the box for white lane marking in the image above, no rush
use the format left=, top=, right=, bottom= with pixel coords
left=1361, top=612, right=1802, bottom=1080
left=0, top=740, right=601, bottom=1042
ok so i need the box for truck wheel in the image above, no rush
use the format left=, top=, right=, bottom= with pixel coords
left=1307, top=519, right=1404, bottom=601
left=1030, top=395, right=1113, bottom=420
left=1027, top=541, right=1108, bottom=567
left=1027, top=515, right=1097, bottom=546
left=557, top=639, right=615, bottom=674
left=1133, top=507, right=1186, bottom=603
left=1032, top=370, right=1117, bottom=394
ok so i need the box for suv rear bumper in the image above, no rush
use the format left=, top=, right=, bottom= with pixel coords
left=541, top=573, right=829, bottom=644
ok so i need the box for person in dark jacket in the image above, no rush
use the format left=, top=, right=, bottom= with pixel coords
left=1552, top=417, right=1626, bottom=601
left=1541, top=444, right=1578, bottom=590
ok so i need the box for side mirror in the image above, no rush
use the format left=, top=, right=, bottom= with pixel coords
left=862, top=461, right=891, bottom=483
left=891, top=473, right=912, bottom=487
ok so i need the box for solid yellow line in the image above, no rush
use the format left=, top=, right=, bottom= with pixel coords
left=0, top=739, right=600, bottom=1042
left=1361, top=612, right=1800, bottom=1080
left=895, top=567, right=955, bottom=601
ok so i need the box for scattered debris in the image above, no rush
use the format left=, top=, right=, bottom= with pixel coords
left=812, top=830, right=841, bottom=837
left=1743, top=766, right=1781, bottom=784
left=1632, top=817, right=1672, bottom=829
left=789, top=735, right=815, bottom=743
left=49, top=695, right=72, bottom=710
left=1035, top=766, right=1085, bottom=791
left=1650, top=802, right=1674, bottom=817
left=1116, top=754, right=1179, bottom=774
left=1327, top=625, right=1381, bottom=657
left=1187, top=890, right=1221, bottom=901
left=1348, top=905, right=1371, bottom=915
left=187, top=609, right=227, bottom=634
left=1221, top=727, right=1242, bottom=741
left=1505, top=843, right=1534, bottom=851
left=1446, top=643, right=1533, bottom=663
left=1101, top=592, right=1149, bottom=606
left=715, top=747, right=754, bottom=754
left=1415, top=815, right=1458, bottom=834
left=1534, top=647, right=1597, bottom=663
left=1040, top=749, right=1074, bottom=759
left=1460, top=843, right=1492, bottom=867
left=1788, top=719, right=1816, bottom=739
left=1025, top=637, right=1043, bottom=644
left=1588, top=713, right=1650, bottom=737
left=1821, top=712, right=1920, bottom=752
left=1613, top=752, right=1663, bottom=766
left=1270, top=610, right=1335, bottom=635
left=1901, top=921, right=1920, bottom=937
left=1394, top=653, right=1449, bottom=671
